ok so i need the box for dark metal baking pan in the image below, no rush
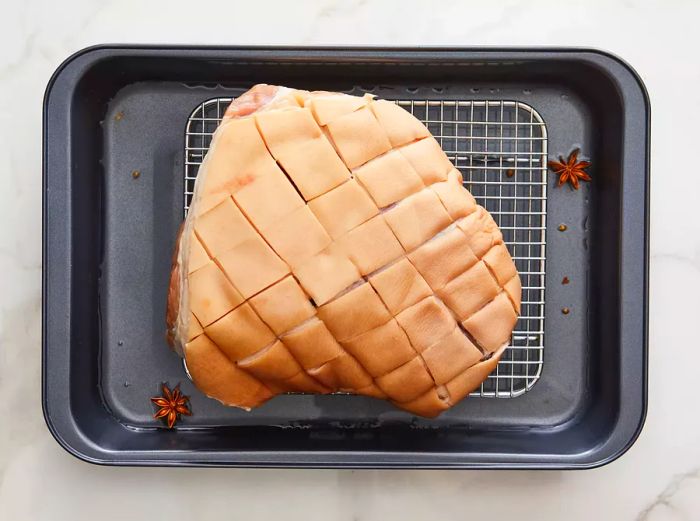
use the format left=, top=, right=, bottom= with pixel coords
left=42, top=46, right=649, bottom=468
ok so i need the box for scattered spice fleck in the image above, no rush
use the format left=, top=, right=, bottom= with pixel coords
left=151, top=383, right=191, bottom=429
left=558, top=224, right=567, bottom=232
left=114, top=111, right=124, bottom=121
left=561, top=307, right=570, bottom=315
left=562, top=276, right=570, bottom=285
left=548, top=148, right=591, bottom=190
left=505, top=169, right=515, bottom=178
left=131, top=170, right=141, bottom=179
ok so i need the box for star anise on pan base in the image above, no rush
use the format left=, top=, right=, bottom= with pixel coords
left=151, top=383, right=191, bottom=428
left=548, top=149, right=591, bottom=190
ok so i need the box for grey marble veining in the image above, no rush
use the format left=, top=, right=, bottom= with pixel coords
left=1, top=0, right=699, bottom=519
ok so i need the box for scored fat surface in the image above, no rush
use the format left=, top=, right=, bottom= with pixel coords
left=169, top=85, right=521, bottom=417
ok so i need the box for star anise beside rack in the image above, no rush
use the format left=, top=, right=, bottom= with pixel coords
left=151, top=383, right=191, bottom=428
left=548, top=149, right=591, bottom=190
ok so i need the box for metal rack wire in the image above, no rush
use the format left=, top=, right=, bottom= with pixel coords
left=184, top=97, right=547, bottom=398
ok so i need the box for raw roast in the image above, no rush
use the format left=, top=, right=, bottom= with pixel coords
left=166, top=84, right=521, bottom=417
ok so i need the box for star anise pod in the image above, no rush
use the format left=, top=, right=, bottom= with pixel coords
left=547, top=149, right=591, bottom=190
left=151, top=383, right=191, bottom=428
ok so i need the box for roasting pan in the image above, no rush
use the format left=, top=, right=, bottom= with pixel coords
left=42, top=46, right=649, bottom=468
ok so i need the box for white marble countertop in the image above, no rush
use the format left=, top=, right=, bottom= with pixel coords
left=1, top=0, right=698, bottom=519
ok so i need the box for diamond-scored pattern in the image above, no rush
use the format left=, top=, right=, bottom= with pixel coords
left=177, top=88, right=527, bottom=417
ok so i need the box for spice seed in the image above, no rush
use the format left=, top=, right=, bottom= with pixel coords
left=558, top=224, right=567, bottom=232
left=561, top=307, right=570, bottom=315
left=506, top=169, right=515, bottom=178
left=131, top=170, right=141, bottom=179
left=562, top=276, right=570, bottom=285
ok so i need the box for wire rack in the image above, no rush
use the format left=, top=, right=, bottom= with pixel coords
left=184, top=97, right=547, bottom=398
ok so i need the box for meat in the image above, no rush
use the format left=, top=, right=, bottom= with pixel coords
left=166, top=84, right=521, bottom=417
